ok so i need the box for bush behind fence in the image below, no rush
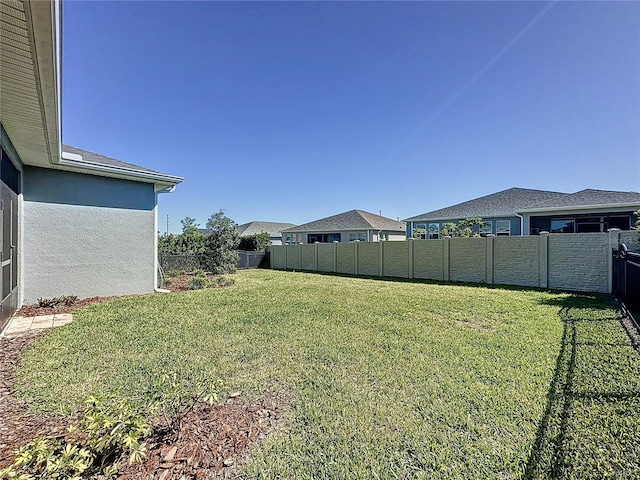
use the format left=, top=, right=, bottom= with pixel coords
left=159, top=250, right=269, bottom=273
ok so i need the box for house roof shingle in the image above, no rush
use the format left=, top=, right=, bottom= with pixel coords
left=521, top=189, right=640, bottom=211
left=236, top=221, right=296, bottom=237
left=403, top=187, right=568, bottom=222
left=61, top=145, right=183, bottom=185
left=282, top=210, right=406, bottom=233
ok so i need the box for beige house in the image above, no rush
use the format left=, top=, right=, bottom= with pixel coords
left=282, top=210, right=406, bottom=244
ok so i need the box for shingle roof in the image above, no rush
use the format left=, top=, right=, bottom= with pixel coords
left=282, top=210, right=406, bottom=233
left=403, top=188, right=568, bottom=222
left=236, top=221, right=296, bottom=237
left=521, top=189, right=640, bottom=211
left=62, top=145, right=167, bottom=176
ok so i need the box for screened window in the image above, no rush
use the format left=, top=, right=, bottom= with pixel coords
left=479, top=221, right=492, bottom=236
left=551, top=219, right=574, bottom=233
left=414, top=223, right=427, bottom=239
left=496, top=220, right=510, bottom=236
left=308, top=233, right=341, bottom=243
left=428, top=223, right=440, bottom=239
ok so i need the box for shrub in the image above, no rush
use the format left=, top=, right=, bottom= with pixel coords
left=238, top=232, right=271, bottom=252
left=187, top=276, right=209, bottom=290
left=216, top=276, right=235, bottom=287
left=202, top=210, right=239, bottom=275
left=37, top=295, right=78, bottom=308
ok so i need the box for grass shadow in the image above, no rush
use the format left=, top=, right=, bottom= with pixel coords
left=523, top=304, right=640, bottom=479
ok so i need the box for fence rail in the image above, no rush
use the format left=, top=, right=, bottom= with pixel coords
left=612, top=243, right=640, bottom=326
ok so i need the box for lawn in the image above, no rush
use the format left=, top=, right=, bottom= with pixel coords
left=14, top=269, right=640, bottom=479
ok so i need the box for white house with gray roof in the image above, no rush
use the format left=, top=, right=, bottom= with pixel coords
left=236, top=221, right=295, bottom=245
left=282, top=210, right=406, bottom=244
left=0, top=0, right=182, bottom=329
left=404, top=187, right=640, bottom=238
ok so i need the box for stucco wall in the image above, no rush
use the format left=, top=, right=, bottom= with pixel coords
left=22, top=167, right=156, bottom=303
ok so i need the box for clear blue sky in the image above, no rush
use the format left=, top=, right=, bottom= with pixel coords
left=61, top=1, right=640, bottom=234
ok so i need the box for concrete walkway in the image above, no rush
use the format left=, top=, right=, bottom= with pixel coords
left=1, top=313, right=73, bottom=337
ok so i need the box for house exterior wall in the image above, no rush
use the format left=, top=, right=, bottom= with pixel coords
left=407, top=216, right=521, bottom=238
left=283, top=229, right=404, bottom=244
left=22, top=166, right=156, bottom=304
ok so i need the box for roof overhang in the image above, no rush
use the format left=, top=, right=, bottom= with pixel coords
left=1, top=0, right=61, bottom=167
left=519, top=203, right=640, bottom=215
left=58, top=151, right=183, bottom=190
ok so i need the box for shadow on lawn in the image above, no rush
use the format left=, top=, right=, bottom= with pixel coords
left=523, top=297, right=640, bottom=479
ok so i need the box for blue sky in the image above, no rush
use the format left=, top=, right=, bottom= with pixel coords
left=61, top=1, right=640, bottom=233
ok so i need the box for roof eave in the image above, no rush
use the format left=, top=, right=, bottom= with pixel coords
left=519, top=203, right=640, bottom=214
left=58, top=154, right=184, bottom=187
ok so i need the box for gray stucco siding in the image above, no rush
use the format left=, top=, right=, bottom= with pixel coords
left=21, top=168, right=157, bottom=304
left=23, top=166, right=155, bottom=210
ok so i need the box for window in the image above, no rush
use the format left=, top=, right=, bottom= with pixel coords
left=308, top=233, right=341, bottom=243
left=349, top=232, right=366, bottom=242
left=479, top=221, right=492, bottom=237
left=413, top=223, right=427, bottom=239
left=496, top=220, right=510, bottom=236
left=380, top=233, right=389, bottom=241
left=551, top=219, right=574, bottom=233
left=428, top=223, right=440, bottom=239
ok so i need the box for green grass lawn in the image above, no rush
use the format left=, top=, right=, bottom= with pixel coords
left=15, top=270, right=640, bottom=479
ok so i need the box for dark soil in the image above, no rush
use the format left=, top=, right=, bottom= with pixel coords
left=162, top=274, right=225, bottom=293
left=16, top=296, right=116, bottom=317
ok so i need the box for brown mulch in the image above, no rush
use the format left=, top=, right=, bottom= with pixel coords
left=1, top=322, right=290, bottom=478
left=162, top=274, right=222, bottom=293
left=16, top=296, right=116, bottom=317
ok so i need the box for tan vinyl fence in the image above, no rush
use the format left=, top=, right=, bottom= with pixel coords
left=270, top=229, right=639, bottom=294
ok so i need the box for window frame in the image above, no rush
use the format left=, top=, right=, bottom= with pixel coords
left=496, top=220, right=510, bottom=236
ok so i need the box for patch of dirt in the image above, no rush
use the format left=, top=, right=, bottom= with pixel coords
left=0, top=333, right=290, bottom=478
left=162, top=274, right=221, bottom=293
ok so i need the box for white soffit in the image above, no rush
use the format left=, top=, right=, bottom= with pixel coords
left=0, top=0, right=60, bottom=167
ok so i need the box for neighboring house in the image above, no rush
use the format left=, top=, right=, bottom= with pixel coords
left=0, top=0, right=182, bottom=329
left=404, top=187, right=640, bottom=238
left=282, top=210, right=406, bottom=244
left=236, top=221, right=295, bottom=246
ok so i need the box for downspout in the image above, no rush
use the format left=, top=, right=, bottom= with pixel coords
left=515, top=213, right=524, bottom=236
left=154, top=185, right=176, bottom=293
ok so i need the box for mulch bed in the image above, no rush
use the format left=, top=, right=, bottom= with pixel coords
left=2, top=298, right=290, bottom=478
left=162, top=274, right=225, bottom=293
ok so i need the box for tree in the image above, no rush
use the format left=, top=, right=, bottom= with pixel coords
left=180, top=216, right=199, bottom=234
left=411, top=227, right=426, bottom=239
left=203, top=210, right=239, bottom=274
left=238, top=232, right=271, bottom=252
left=440, top=218, right=484, bottom=237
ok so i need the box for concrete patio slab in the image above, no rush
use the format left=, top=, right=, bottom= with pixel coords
left=1, top=313, right=74, bottom=337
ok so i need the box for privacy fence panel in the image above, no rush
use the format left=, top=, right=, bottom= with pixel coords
left=358, top=242, right=380, bottom=277
left=548, top=233, right=608, bottom=293
left=383, top=241, right=409, bottom=278
left=270, top=229, right=629, bottom=293
left=336, top=243, right=356, bottom=275
left=449, top=238, right=486, bottom=284
left=413, top=240, right=444, bottom=281
left=317, top=244, right=335, bottom=272
left=493, top=236, right=539, bottom=287
left=302, top=245, right=316, bottom=271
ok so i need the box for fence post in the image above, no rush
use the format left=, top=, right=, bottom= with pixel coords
left=284, top=244, right=288, bottom=270
left=485, top=235, right=494, bottom=284
left=539, top=232, right=549, bottom=288
left=315, top=242, right=319, bottom=271
left=298, top=243, right=303, bottom=270
left=333, top=241, right=339, bottom=273
left=379, top=241, right=384, bottom=277
left=443, top=237, right=451, bottom=282
left=608, top=228, right=620, bottom=294
left=354, top=241, right=359, bottom=275
left=408, top=238, right=414, bottom=279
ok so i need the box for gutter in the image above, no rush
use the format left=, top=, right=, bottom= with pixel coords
left=59, top=152, right=184, bottom=185
left=518, top=203, right=640, bottom=214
